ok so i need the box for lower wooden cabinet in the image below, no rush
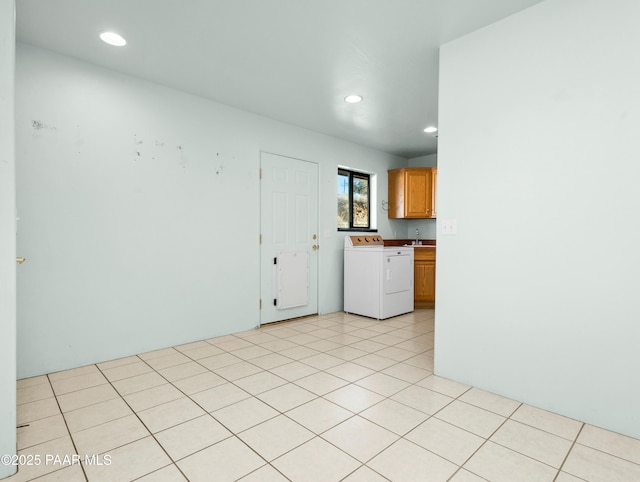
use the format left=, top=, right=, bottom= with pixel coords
left=414, top=248, right=436, bottom=308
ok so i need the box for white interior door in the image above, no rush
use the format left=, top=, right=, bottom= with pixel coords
left=260, top=152, right=318, bottom=324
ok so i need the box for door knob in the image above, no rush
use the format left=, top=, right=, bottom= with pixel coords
left=312, top=245, right=319, bottom=251
left=16, top=257, right=26, bottom=264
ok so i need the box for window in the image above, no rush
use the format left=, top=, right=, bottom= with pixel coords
left=338, top=168, right=375, bottom=231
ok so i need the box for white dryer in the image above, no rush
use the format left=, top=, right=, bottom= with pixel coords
left=343, top=235, right=414, bottom=319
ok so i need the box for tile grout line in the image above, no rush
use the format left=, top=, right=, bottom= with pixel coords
left=553, top=422, right=586, bottom=481
left=93, top=359, right=194, bottom=482
left=252, top=317, right=436, bottom=479
left=47, top=372, right=89, bottom=482
left=19, top=312, right=439, bottom=480
left=439, top=402, right=518, bottom=481
left=223, top=313, right=431, bottom=476
left=124, top=349, right=293, bottom=480
left=199, top=313, right=432, bottom=479
left=172, top=341, right=360, bottom=478
left=25, top=308, right=626, bottom=477
left=390, top=386, right=477, bottom=481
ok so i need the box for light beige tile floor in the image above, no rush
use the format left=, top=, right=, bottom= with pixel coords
left=7, top=309, right=640, bottom=481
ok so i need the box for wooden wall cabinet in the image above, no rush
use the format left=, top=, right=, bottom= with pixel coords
left=388, top=167, right=437, bottom=219
left=414, top=248, right=436, bottom=308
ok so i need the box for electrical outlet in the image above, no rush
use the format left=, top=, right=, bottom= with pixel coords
left=441, top=219, right=457, bottom=235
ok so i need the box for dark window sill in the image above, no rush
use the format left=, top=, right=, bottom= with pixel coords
left=338, top=228, right=378, bottom=233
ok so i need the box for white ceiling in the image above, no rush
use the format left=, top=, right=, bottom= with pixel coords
left=16, top=0, right=544, bottom=158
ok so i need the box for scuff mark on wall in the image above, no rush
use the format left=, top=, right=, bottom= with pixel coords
left=129, top=134, right=190, bottom=170
left=74, top=124, right=83, bottom=156
left=177, top=145, right=187, bottom=170
left=133, top=134, right=144, bottom=161
left=32, top=120, right=57, bottom=131
left=215, top=152, right=224, bottom=175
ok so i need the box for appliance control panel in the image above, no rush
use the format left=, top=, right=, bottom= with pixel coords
left=346, top=235, right=384, bottom=246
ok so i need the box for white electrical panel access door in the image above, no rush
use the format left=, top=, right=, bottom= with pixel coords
left=274, top=251, right=309, bottom=309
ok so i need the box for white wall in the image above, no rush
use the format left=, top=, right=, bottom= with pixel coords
left=15, top=44, right=406, bottom=378
left=0, top=0, right=17, bottom=477
left=408, top=154, right=437, bottom=169
left=436, top=0, right=640, bottom=438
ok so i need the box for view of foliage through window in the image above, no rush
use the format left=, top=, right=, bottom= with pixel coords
left=338, top=168, right=371, bottom=230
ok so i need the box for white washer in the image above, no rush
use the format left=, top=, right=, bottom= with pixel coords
left=344, top=235, right=414, bottom=319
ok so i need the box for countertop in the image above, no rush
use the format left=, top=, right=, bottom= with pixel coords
left=383, top=239, right=436, bottom=248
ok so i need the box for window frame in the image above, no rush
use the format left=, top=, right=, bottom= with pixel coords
left=337, top=168, right=377, bottom=232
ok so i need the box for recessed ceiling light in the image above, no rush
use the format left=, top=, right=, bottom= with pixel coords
left=100, top=31, right=127, bottom=47
left=423, top=126, right=438, bottom=133
left=344, top=95, right=363, bottom=104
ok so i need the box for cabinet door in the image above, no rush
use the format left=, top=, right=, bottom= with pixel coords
left=387, top=167, right=435, bottom=219
left=414, top=249, right=436, bottom=308
left=414, top=260, right=435, bottom=303
left=430, top=167, right=437, bottom=218
left=405, top=170, right=431, bottom=217
left=387, top=169, right=404, bottom=219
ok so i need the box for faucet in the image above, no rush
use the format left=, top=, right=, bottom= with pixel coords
left=415, top=228, right=420, bottom=245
